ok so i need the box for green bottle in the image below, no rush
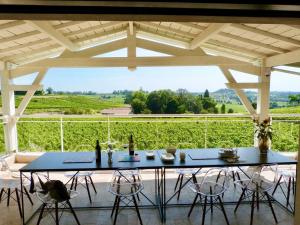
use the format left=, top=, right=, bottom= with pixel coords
left=129, top=134, right=134, bottom=156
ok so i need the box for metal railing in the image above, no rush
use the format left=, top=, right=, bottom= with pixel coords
left=0, top=115, right=297, bottom=153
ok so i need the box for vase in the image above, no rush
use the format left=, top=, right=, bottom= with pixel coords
left=258, top=137, right=270, bottom=154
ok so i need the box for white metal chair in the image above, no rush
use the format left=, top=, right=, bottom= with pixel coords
left=272, top=165, right=296, bottom=210
left=234, top=164, right=279, bottom=225
left=108, top=169, right=144, bottom=225
left=35, top=174, right=81, bottom=225
left=0, top=157, right=33, bottom=218
left=188, top=167, right=230, bottom=225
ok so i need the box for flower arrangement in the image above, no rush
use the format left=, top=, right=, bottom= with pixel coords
left=253, top=117, right=272, bottom=140
left=253, top=117, right=272, bottom=152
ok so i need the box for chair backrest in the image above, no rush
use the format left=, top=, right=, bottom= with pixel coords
left=200, top=167, right=230, bottom=190
left=110, top=169, right=142, bottom=196
left=37, top=178, right=70, bottom=202
left=0, top=158, right=10, bottom=172
left=251, top=164, right=278, bottom=185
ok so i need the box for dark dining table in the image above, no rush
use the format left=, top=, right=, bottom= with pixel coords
left=19, top=147, right=297, bottom=225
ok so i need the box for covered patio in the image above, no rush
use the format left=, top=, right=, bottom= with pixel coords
left=0, top=2, right=300, bottom=225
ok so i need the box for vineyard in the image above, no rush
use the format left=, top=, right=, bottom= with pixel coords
left=0, top=116, right=299, bottom=154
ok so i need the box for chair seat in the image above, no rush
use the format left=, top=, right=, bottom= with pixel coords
left=189, top=181, right=227, bottom=196
left=113, top=170, right=140, bottom=177
left=37, top=189, right=78, bottom=204
left=0, top=177, right=29, bottom=189
left=235, top=178, right=274, bottom=192
left=175, top=168, right=198, bottom=175
left=65, top=171, right=93, bottom=178
left=109, top=182, right=143, bottom=197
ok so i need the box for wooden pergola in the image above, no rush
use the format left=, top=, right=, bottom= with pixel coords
left=0, top=2, right=300, bottom=225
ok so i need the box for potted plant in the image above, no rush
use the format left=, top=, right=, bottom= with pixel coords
left=253, top=117, right=272, bottom=154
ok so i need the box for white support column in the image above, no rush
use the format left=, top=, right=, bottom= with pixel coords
left=1, top=68, right=18, bottom=152
left=257, top=67, right=271, bottom=122
left=127, top=26, right=136, bottom=71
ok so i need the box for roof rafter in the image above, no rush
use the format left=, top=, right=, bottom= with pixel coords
left=265, top=48, right=300, bottom=67
left=136, top=22, right=195, bottom=39
left=26, top=20, right=79, bottom=51
left=64, top=21, right=126, bottom=37
left=0, top=30, right=40, bottom=45
left=0, top=20, right=26, bottom=30
left=231, top=24, right=300, bottom=46
left=190, top=23, right=230, bottom=49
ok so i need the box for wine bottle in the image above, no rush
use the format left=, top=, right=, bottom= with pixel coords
left=129, top=134, right=134, bottom=156
left=95, top=140, right=101, bottom=164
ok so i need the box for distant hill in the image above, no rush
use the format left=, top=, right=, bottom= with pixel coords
left=209, top=89, right=300, bottom=105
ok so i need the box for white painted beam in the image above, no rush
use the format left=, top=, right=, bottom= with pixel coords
left=136, top=38, right=205, bottom=56
left=9, top=84, right=42, bottom=91
left=16, top=56, right=257, bottom=69
left=257, top=67, right=271, bottom=121
left=272, top=68, right=300, bottom=76
left=16, top=69, right=48, bottom=117
left=219, top=67, right=257, bottom=116
left=231, top=24, right=300, bottom=46
left=226, top=82, right=261, bottom=89
left=127, top=26, right=136, bottom=71
left=266, top=48, right=300, bottom=67
left=26, top=21, right=79, bottom=51
left=190, top=23, right=230, bottom=49
left=1, top=69, right=18, bottom=152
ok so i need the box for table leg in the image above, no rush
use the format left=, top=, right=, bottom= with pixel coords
left=20, top=171, right=25, bottom=225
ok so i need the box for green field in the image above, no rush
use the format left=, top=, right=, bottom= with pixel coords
left=1, top=95, right=126, bottom=114
left=0, top=116, right=298, bottom=154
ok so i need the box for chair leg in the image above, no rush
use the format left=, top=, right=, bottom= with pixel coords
left=232, top=171, right=236, bottom=188
left=287, top=177, right=292, bottom=207
left=89, top=176, right=97, bottom=193
left=74, top=177, right=78, bottom=191
left=132, top=195, right=143, bottom=225
left=66, top=200, right=81, bottom=225
left=250, top=192, right=255, bottom=225
left=292, top=177, right=295, bottom=195
left=111, top=196, right=118, bottom=217
left=218, top=196, right=230, bottom=225
left=132, top=175, right=140, bottom=201
left=84, top=176, right=92, bottom=203
left=234, top=188, right=246, bottom=212
left=188, top=194, right=199, bottom=217
left=70, top=177, right=75, bottom=190
left=55, top=202, right=59, bottom=225
left=209, top=186, right=213, bottom=214
left=113, top=196, right=120, bottom=225
left=24, top=187, right=34, bottom=205
left=256, top=185, right=259, bottom=211
left=0, top=188, right=4, bottom=202
left=36, top=203, right=46, bottom=225
left=7, top=188, right=10, bottom=206
left=272, top=175, right=282, bottom=195
left=15, top=188, right=23, bottom=218
left=177, top=174, right=184, bottom=201
left=174, top=174, right=181, bottom=191
left=265, top=192, right=278, bottom=224
left=201, top=196, right=207, bottom=225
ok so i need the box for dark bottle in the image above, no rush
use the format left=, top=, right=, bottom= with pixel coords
left=95, top=140, right=101, bottom=164
left=129, top=134, right=134, bottom=156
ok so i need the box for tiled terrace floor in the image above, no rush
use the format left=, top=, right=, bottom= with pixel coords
left=0, top=171, right=294, bottom=225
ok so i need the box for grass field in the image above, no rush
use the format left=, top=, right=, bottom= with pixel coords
left=8, top=95, right=126, bottom=114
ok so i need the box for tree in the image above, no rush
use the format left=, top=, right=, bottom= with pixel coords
left=165, top=97, right=179, bottom=114
left=146, top=91, right=163, bottom=114
left=228, top=108, right=234, bottom=113
left=46, top=87, right=54, bottom=95
left=221, top=104, right=226, bottom=114
left=204, top=89, right=210, bottom=98
left=131, top=99, right=146, bottom=114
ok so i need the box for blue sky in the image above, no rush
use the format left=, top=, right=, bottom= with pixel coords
left=13, top=48, right=300, bottom=93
